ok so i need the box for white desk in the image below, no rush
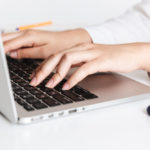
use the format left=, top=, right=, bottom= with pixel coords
left=0, top=70, right=150, bottom=150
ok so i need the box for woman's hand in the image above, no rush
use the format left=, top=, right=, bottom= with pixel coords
left=29, top=42, right=147, bottom=90
left=3, top=29, right=91, bottom=59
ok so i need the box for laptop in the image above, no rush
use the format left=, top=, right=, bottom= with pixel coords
left=1, top=36, right=150, bottom=124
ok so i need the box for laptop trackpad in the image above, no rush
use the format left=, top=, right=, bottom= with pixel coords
left=78, top=73, right=150, bottom=101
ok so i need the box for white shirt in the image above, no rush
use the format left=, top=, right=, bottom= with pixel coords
left=84, top=0, right=150, bottom=44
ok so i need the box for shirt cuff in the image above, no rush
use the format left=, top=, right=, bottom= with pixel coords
left=83, top=26, right=115, bottom=44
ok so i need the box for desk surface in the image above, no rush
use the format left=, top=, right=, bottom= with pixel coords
left=1, top=24, right=150, bottom=150
left=0, top=70, right=150, bottom=150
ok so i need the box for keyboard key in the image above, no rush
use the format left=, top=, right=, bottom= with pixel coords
left=26, top=97, right=40, bottom=104
left=20, top=93, right=34, bottom=100
left=29, top=89, right=41, bottom=95
left=14, top=95, right=20, bottom=101
left=10, top=74, right=19, bottom=80
left=24, top=85, right=35, bottom=91
left=42, top=97, right=60, bottom=107
left=12, top=85, right=21, bottom=91
left=14, top=78, right=24, bottom=83
left=35, top=93, right=48, bottom=99
left=11, top=82, right=17, bottom=88
left=46, top=89, right=58, bottom=96
left=72, top=86, right=98, bottom=99
left=14, top=61, right=27, bottom=68
left=38, top=74, right=54, bottom=87
left=39, top=86, right=58, bottom=96
left=33, top=102, right=47, bottom=109
left=23, top=67, right=33, bottom=74
left=63, top=90, right=85, bottom=102
left=16, top=98, right=26, bottom=106
left=15, top=88, right=24, bottom=95
left=16, top=70, right=25, bottom=76
left=82, top=93, right=98, bottom=99
left=55, top=85, right=63, bottom=92
left=8, top=62, right=13, bottom=68
left=21, top=73, right=30, bottom=78
left=12, top=67, right=19, bottom=72
left=38, top=85, right=47, bottom=91
left=58, top=79, right=66, bottom=87
left=23, top=59, right=39, bottom=68
left=23, top=104, right=34, bottom=111
left=14, top=94, right=19, bottom=101
left=18, top=81, right=29, bottom=87
left=54, top=79, right=66, bottom=92
left=53, top=94, right=73, bottom=104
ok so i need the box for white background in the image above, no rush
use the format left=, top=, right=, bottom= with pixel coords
left=0, top=0, right=140, bottom=29
left=1, top=1, right=150, bottom=150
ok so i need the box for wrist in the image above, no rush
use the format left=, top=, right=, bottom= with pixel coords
left=136, top=43, right=150, bottom=72
left=58, top=28, right=92, bottom=49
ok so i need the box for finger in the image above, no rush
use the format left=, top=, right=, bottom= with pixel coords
left=62, top=61, right=99, bottom=90
left=4, top=34, right=34, bottom=53
left=46, top=50, right=98, bottom=88
left=30, top=52, right=63, bottom=78
left=29, top=60, right=47, bottom=79
left=30, top=43, right=96, bottom=87
left=9, top=45, right=48, bottom=59
left=2, top=31, right=23, bottom=42
left=30, top=54, right=62, bottom=86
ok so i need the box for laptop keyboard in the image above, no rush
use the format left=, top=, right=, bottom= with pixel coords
left=7, top=56, right=98, bottom=112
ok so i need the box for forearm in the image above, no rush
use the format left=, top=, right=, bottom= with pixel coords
left=138, top=43, right=150, bottom=77
left=127, top=43, right=150, bottom=72
left=138, top=44, right=150, bottom=72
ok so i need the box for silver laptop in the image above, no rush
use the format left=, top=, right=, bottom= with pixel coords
left=1, top=36, right=150, bottom=124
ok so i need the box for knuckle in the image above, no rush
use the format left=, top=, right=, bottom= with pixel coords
left=63, top=53, right=71, bottom=61
left=49, top=53, right=59, bottom=59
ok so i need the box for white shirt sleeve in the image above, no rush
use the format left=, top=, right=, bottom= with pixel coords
left=84, top=0, right=150, bottom=44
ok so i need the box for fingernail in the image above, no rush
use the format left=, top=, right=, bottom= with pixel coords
left=30, top=77, right=37, bottom=86
left=62, top=83, right=70, bottom=90
left=45, top=79, right=54, bottom=88
left=10, top=51, right=17, bottom=58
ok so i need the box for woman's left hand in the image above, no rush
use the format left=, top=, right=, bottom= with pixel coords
left=29, top=43, right=146, bottom=90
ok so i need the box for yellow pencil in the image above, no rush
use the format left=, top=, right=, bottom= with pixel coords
left=16, top=21, right=52, bottom=31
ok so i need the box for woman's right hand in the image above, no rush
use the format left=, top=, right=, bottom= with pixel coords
left=2, top=29, right=91, bottom=59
